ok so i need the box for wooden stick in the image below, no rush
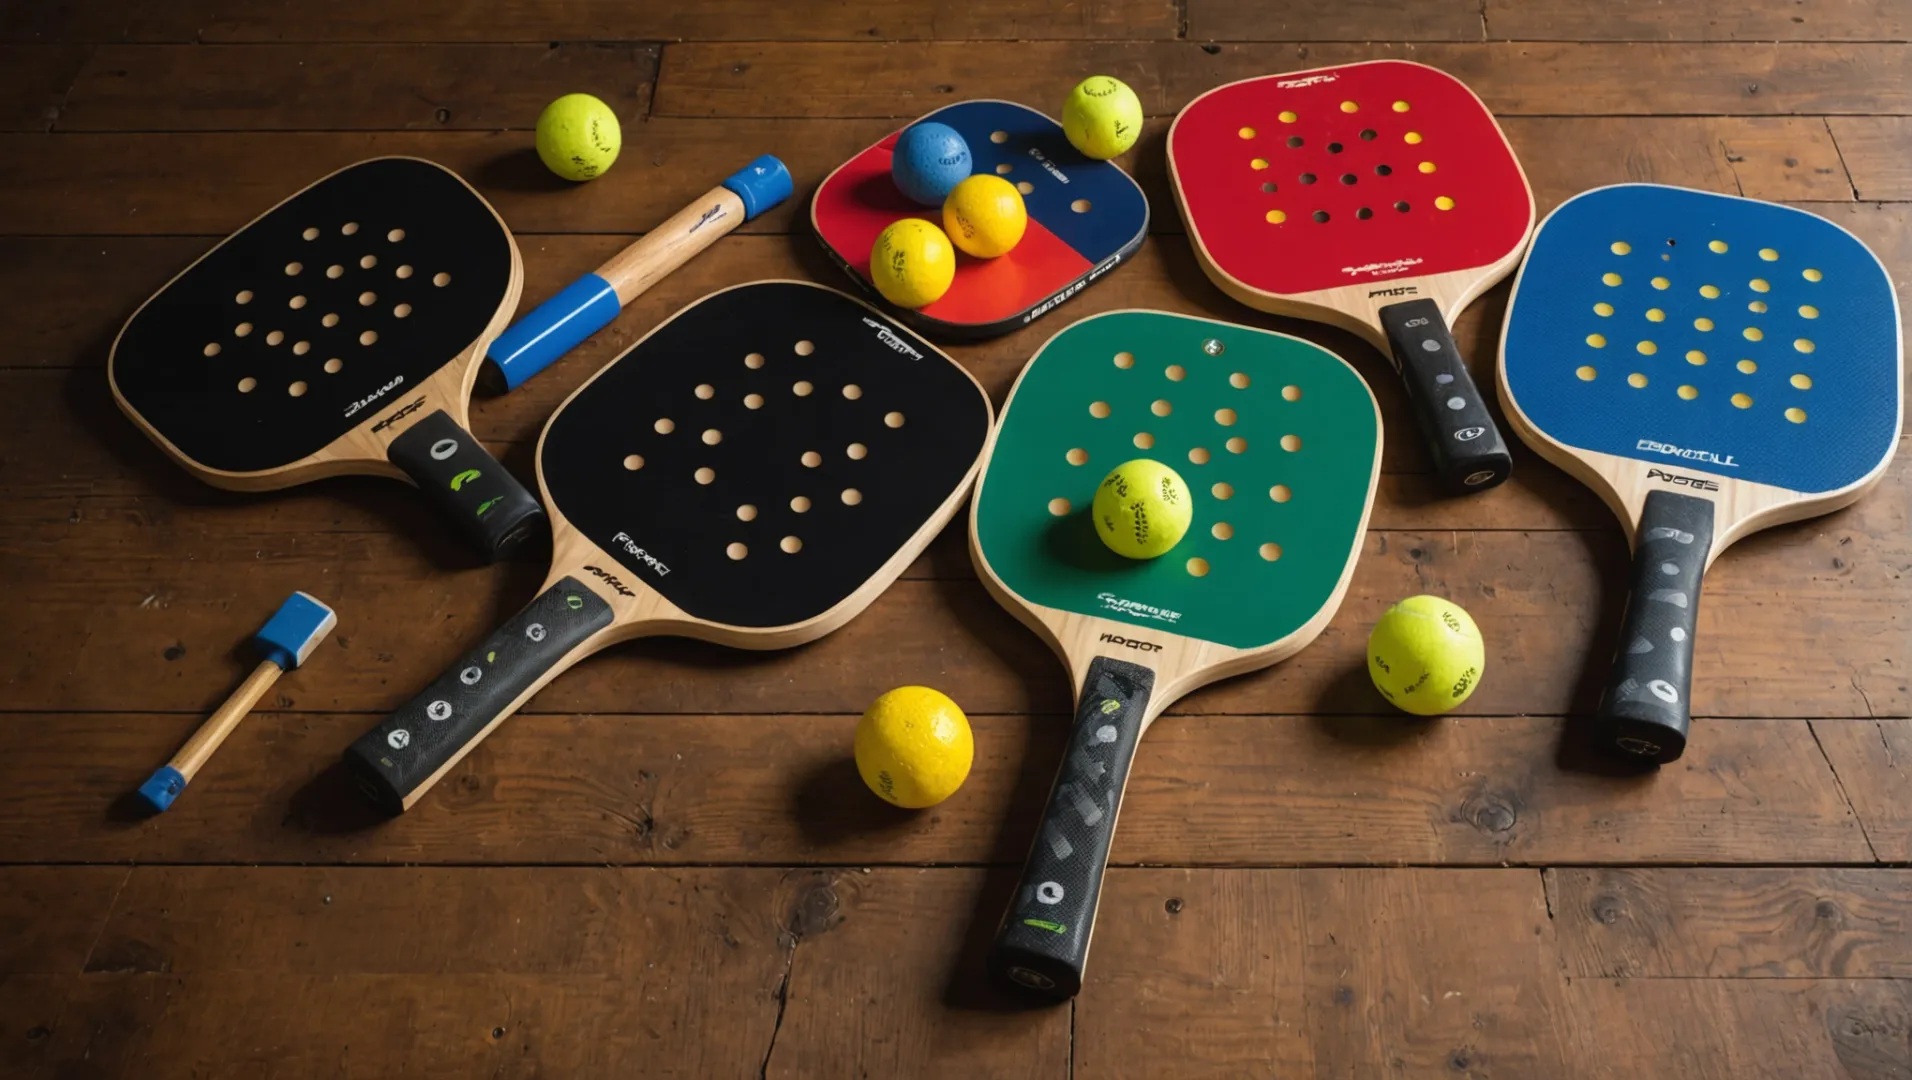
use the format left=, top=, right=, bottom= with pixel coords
left=169, top=659, right=284, bottom=779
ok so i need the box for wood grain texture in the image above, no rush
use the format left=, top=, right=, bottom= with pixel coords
left=1831, top=116, right=1912, bottom=200
left=56, top=43, right=657, bottom=131
left=1812, top=719, right=1912, bottom=862
left=0, top=712, right=1868, bottom=865
left=0, top=44, right=90, bottom=130
left=653, top=42, right=1912, bottom=118
left=1187, top=0, right=1486, bottom=41
left=1487, top=0, right=1912, bottom=42
left=0, top=867, right=127, bottom=973
left=1548, top=868, right=1912, bottom=978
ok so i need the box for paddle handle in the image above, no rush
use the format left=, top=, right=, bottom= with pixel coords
left=386, top=410, right=545, bottom=563
left=343, top=576, right=614, bottom=813
left=485, top=156, right=792, bottom=390
left=136, top=658, right=284, bottom=812
left=990, top=656, right=1155, bottom=1001
left=1379, top=299, right=1512, bottom=493
left=1600, top=490, right=1714, bottom=764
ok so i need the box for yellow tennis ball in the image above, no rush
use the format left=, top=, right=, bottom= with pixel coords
left=1368, top=595, right=1486, bottom=716
left=535, top=93, right=621, bottom=182
left=942, top=174, right=1028, bottom=259
left=1063, top=75, right=1143, bottom=160
left=855, top=686, right=974, bottom=809
left=1092, top=458, right=1192, bottom=559
left=869, top=218, right=956, bottom=308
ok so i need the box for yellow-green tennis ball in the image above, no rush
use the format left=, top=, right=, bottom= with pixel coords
left=942, top=174, right=1028, bottom=258
left=1092, top=458, right=1192, bottom=559
left=535, top=93, right=621, bottom=182
left=855, top=686, right=974, bottom=809
left=1368, top=595, right=1486, bottom=716
left=1063, top=76, right=1143, bottom=160
left=869, top=218, right=956, bottom=308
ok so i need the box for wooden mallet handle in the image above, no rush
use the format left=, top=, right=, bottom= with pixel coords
left=484, top=155, right=792, bottom=390
left=136, top=592, right=336, bottom=812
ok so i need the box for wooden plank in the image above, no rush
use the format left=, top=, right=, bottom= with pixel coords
left=0, top=1, right=146, bottom=43
left=0, top=712, right=1867, bottom=865
left=1548, top=868, right=1912, bottom=979
left=0, top=467, right=1904, bottom=719
left=1187, top=0, right=1484, bottom=41
left=0, top=118, right=1872, bottom=245
left=46, top=866, right=1065, bottom=1078
left=1812, top=719, right=1912, bottom=862
left=0, top=44, right=90, bottom=131
left=1076, top=867, right=1571, bottom=1077
left=57, top=43, right=657, bottom=131
left=0, top=976, right=66, bottom=1077
left=1488, top=0, right=1912, bottom=42
left=1561, top=978, right=1912, bottom=1080
left=0, top=867, right=126, bottom=973
left=119, top=0, right=1183, bottom=43
left=1830, top=116, right=1912, bottom=201
left=652, top=42, right=1912, bottom=118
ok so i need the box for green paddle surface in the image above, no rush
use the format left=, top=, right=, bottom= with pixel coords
left=975, top=311, right=1379, bottom=650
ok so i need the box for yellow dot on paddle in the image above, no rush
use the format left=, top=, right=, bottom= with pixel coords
left=1737, top=359, right=1757, bottom=373
left=1750, top=278, right=1770, bottom=293
left=1686, top=350, right=1707, bottom=365
left=1576, top=365, right=1597, bottom=381
left=1744, top=327, right=1764, bottom=341
left=1759, top=248, right=1778, bottom=261
left=1794, top=338, right=1815, bottom=353
left=1748, top=301, right=1767, bottom=313
left=1586, top=334, right=1607, bottom=348
left=1636, top=340, right=1658, bottom=355
left=1786, top=407, right=1806, bottom=423
left=1646, top=308, right=1665, bottom=322
left=1731, top=392, right=1753, bottom=408
left=1279, top=110, right=1298, bottom=123
left=1694, top=317, right=1714, bottom=331
left=1678, top=385, right=1698, bottom=400
left=1791, top=373, right=1813, bottom=389
left=1251, top=158, right=1269, bottom=170
left=1393, top=100, right=1411, bottom=112
left=1435, top=195, right=1455, bottom=210
left=1404, top=131, right=1423, bottom=144
left=1803, top=268, right=1823, bottom=282
left=1238, top=126, right=1256, bottom=139
left=1628, top=373, right=1648, bottom=388
left=1418, top=161, right=1437, bottom=174
left=1709, top=240, right=1728, bottom=253
left=1699, top=284, right=1720, bottom=299
left=1593, top=302, right=1614, bottom=316
left=1650, top=277, right=1670, bottom=290
left=1610, top=241, right=1632, bottom=255
left=1340, top=100, right=1359, bottom=113
left=1798, top=305, right=1818, bottom=318
left=1602, top=272, right=1622, bottom=286
left=1266, top=210, right=1286, bottom=224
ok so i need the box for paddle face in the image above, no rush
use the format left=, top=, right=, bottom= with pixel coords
left=542, top=280, right=994, bottom=628
left=111, top=157, right=513, bottom=473
left=812, top=100, right=1148, bottom=340
left=1169, top=60, right=1530, bottom=308
left=345, top=281, right=993, bottom=813
left=974, top=311, right=1380, bottom=654
left=1503, top=184, right=1901, bottom=500
left=973, top=311, right=1379, bottom=998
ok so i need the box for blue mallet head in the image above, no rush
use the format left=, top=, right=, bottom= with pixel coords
left=136, top=592, right=336, bottom=812
left=891, top=121, right=973, bottom=207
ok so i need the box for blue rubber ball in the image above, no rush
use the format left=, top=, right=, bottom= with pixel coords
left=890, top=122, right=973, bottom=207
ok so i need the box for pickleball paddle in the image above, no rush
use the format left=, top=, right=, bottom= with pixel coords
left=110, top=157, right=543, bottom=562
left=345, top=281, right=993, bottom=813
left=812, top=100, right=1149, bottom=340
left=1500, top=184, right=1902, bottom=763
left=972, top=310, right=1381, bottom=998
left=1169, top=60, right=1532, bottom=493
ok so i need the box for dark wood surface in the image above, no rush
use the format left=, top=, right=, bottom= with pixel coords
left=1, top=2, right=1908, bottom=1076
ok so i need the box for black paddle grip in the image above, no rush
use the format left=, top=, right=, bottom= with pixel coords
left=1599, top=490, right=1714, bottom=765
left=343, top=577, right=613, bottom=814
left=991, top=657, right=1155, bottom=1000
left=1379, top=299, right=1511, bottom=494
left=386, top=410, right=545, bottom=563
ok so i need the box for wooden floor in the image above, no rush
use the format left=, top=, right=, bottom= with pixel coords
left=2, top=2, right=1909, bottom=1076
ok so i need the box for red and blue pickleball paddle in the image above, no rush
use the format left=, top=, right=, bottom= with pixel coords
left=812, top=100, right=1149, bottom=340
left=1500, top=184, right=1902, bottom=762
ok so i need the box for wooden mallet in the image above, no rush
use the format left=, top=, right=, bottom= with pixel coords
left=135, top=592, right=337, bottom=812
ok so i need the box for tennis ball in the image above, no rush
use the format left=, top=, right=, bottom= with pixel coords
left=891, top=121, right=973, bottom=206
left=869, top=218, right=956, bottom=309
left=1062, top=76, right=1142, bottom=160
left=942, top=174, right=1027, bottom=259
left=1092, top=459, right=1192, bottom=559
left=856, top=686, right=974, bottom=809
left=1368, top=595, right=1486, bottom=716
left=535, top=93, right=621, bottom=182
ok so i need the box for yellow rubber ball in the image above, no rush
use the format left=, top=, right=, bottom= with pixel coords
left=1062, top=75, right=1143, bottom=160
left=536, top=93, right=621, bottom=182
left=1367, top=595, right=1486, bottom=716
left=855, top=686, right=974, bottom=809
left=1092, top=458, right=1192, bottom=559
left=869, top=218, right=956, bottom=309
left=942, top=174, right=1028, bottom=259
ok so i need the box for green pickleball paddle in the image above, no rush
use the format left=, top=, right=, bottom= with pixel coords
left=971, top=309, right=1381, bottom=1000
